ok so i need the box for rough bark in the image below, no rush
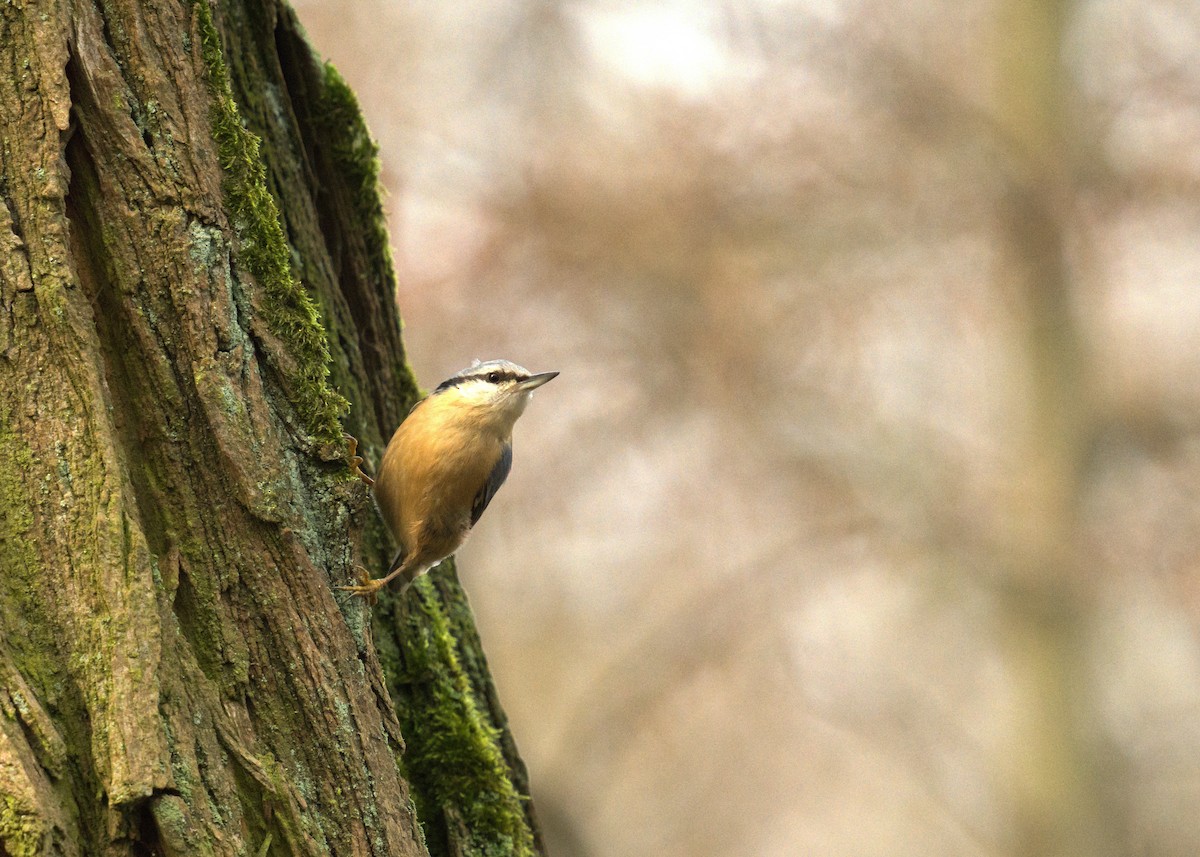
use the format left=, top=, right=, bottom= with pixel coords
left=0, top=1, right=543, bottom=855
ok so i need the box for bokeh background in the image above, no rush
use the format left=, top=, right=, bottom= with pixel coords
left=294, top=2, right=1200, bottom=855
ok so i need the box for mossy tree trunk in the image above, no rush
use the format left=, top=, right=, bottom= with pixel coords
left=0, top=2, right=543, bottom=855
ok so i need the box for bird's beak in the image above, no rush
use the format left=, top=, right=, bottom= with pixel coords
left=518, top=371, right=559, bottom=391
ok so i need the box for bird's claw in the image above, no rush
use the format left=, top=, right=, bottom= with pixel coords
left=343, top=433, right=375, bottom=487
left=338, top=566, right=384, bottom=605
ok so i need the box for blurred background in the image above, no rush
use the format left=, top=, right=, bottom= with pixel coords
left=294, top=2, right=1200, bottom=855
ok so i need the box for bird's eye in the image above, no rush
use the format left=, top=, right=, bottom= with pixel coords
left=487, top=372, right=501, bottom=384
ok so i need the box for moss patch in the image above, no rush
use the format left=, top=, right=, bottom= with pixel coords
left=195, top=0, right=348, bottom=445
left=313, top=61, right=422, bottom=414
left=0, top=415, right=63, bottom=709
left=314, top=65, right=394, bottom=290
left=0, top=793, right=44, bottom=857
left=384, top=570, right=535, bottom=857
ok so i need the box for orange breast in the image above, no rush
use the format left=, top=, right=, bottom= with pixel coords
left=373, top=395, right=506, bottom=565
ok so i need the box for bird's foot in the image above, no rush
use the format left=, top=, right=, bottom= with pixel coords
left=344, top=433, right=375, bottom=487
left=337, top=566, right=384, bottom=605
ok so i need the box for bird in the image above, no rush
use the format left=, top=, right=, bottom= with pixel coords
left=340, top=359, right=557, bottom=601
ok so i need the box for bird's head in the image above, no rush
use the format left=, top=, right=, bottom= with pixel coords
left=432, top=359, right=558, bottom=434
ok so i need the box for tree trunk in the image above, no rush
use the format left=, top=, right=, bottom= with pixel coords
left=0, top=2, right=543, bottom=855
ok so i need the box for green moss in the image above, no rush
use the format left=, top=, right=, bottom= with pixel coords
left=151, top=793, right=217, bottom=857
left=0, top=416, right=62, bottom=706
left=314, top=65, right=393, bottom=286
left=314, top=62, right=422, bottom=414
left=194, top=0, right=348, bottom=445
left=384, top=570, right=535, bottom=857
left=0, top=794, right=44, bottom=857
left=0, top=419, right=35, bottom=551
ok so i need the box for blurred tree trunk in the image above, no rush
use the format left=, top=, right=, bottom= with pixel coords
left=0, top=2, right=542, bottom=856
left=992, top=1, right=1114, bottom=856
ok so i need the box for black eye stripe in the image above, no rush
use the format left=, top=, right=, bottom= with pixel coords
left=435, top=370, right=526, bottom=392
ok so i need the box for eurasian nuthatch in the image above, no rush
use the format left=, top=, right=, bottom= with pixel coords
left=341, top=359, right=557, bottom=600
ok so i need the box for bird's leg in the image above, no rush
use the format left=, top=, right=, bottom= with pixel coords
left=338, top=550, right=412, bottom=602
left=344, top=433, right=375, bottom=487
left=338, top=565, right=382, bottom=606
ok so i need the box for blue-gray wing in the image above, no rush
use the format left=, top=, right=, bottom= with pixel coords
left=470, top=443, right=512, bottom=527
